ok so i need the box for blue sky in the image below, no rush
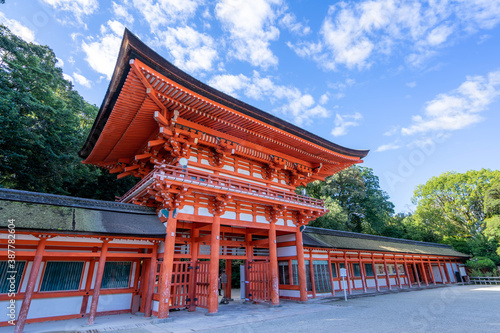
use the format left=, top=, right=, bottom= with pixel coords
left=1, top=0, right=499, bottom=213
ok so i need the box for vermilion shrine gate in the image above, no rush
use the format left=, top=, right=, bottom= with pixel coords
left=79, top=30, right=368, bottom=318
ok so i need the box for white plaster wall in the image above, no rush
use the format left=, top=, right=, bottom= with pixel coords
left=353, top=280, right=362, bottom=288
left=278, top=289, right=300, bottom=298
left=432, top=266, right=443, bottom=282
left=81, top=262, right=90, bottom=290
left=240, top=213, right=253, bottom=222
left=179, top=205, right=195, bottom=214
left=276, top=218, right=285, bottom=226
left=221, top=211, right=236, bottom=219
left=238, top=168, right=250, bottom=176
left=0, top=300, right=22, bottom=319
left=87, top=293, right=133, bottom=312
left=446, top=263, right=456, bottom=282
left=198, top=207, right=212, bottom=217
left=377, top=278, right=387, bottom=286
left=27, top=296, right=83, bottom=319
left=277, top=234, right=295, bottom=242
left=256, top=215, right=267, bottom=223
left=333, top=281, right=341, bottom=290
left=311, top=254, right=329, bottom=259
left=20, top=261, right=32, bottom=292
left=34, top=262, right=44, bottom=292
left=366, top=279, right=376, bottom=288
left=277, top=246, right=297, bottom=257
left=153, top=300, right=159, bottom=312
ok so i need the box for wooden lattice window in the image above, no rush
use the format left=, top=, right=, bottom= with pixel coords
left=0, top=261, right=26, bottom=293
left=102, top=261, right=132, bottom=289
left=40, top=261, right=84, bottom=292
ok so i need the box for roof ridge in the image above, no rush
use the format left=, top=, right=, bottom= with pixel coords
left=304, top=226, right=453, bottom=249
left=0, top=188, right=156, bottom=215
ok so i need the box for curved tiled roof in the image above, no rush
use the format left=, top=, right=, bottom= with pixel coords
left=0, top=188, right=164, bottom=237
left=303, top=226, right=469, bottom=257
left=79, top=29, right=369, bottom=161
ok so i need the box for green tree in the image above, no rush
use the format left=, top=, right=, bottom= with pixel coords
left=412, top=169, right=500, bottom=237
left=484, top=184, right=500, bottom=257
left=0, top=25, right=136, bottom=200
left=304, top=166, right=394, bottom=234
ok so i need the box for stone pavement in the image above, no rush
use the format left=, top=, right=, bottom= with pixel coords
left=3, top=284, right=499, bottom=333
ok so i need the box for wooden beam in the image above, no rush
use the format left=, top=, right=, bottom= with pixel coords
left=88, top=240, right=109, bottom=325
left=15, top=238, right=47, bottom=333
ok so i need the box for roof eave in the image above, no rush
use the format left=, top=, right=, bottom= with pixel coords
left=79, top=29, right=369, bottom=160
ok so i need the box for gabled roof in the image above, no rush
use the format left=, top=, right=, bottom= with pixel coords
left=79, top=29, right=368, bottom=169
left=303, top=227, right=469, bottom=258
left=0, top=188, right=164, bottom=237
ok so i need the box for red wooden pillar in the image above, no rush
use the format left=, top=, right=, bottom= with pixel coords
left=80, top=255, right=96, bottom=315
left=268, top=221, right=280, bottom=305
left=245, top=231, right=253, bottom=300
left=139, top=258, right=149, bottom=313
left=442, top=259, right=451, bottom=283
left=394, top=258, right=402, bottom=289
left=309, top=250, right=316, bottom=298
left=437, top=258, right=445, bottom=284
left=15, top=237, right=47, bottom=333
left=371, top=254, right=380, bottom=292
left=225, top=259, right=232, bottom=300
left=382, top=255, right=391, bottom=291
left=359, top=253, right=367, bottom=293
left=144, top=243, right=158, bottom=317
left=88, top=240, right=109, bottom=325
left=412, top=260, right=421, bottom=287
left=427, top=259, right=436, bottom=285
left=295, top=229, right=308, bottom=302
left=403, top=257, right=411, bottom=288
left=208, top=215, right=221, bottom=314
left=343, top=252, right=352, bottom=294
left=188, top=228, right=199, bottom=311
left=158, top=216, right=178, bottom=319
left=328, top=252, right=335, bottom=296
left=420, top=261, right=429, bottom=286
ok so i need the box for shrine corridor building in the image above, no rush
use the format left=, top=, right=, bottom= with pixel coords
left=0, top=30, right=468, bottom=331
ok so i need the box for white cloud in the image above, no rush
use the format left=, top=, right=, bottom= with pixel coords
left=215, top=0, right=282, bottom=69
left=55, top=57, right=64, bottom=68
left=0, top=12, right=36, bottom=43
left=112, top=1, right=134, bottom=24
left=132, top=0, right=201, bottom=32
left=376, top=142, right=401, bottom=152
left=331, top=112, right=363, bottom=137
left=72, top=72, right=92, bottom=88
left=290, top=0, right=500, bottom=70
left=406, top=81, right=416, bottom=88
left=63, top=73, right=73, bottom=83
left=41, top=0, right=98, bottom=25
left=279, top=12, right=310, bottom=36
left=401, top=70, right=500, bottom=136
left=209, top=71, right=329, bottom=125
left=157, top=26, right=217, bottom=73
left=82, top=21, right=122, bottom=80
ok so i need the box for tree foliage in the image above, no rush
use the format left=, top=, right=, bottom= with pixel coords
left=412, top=169, right=500, bottom=237
left=0, top=25, right=136, bottom=200
left=303, top=166, right=394, bottom=234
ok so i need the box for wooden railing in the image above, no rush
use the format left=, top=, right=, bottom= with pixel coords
left=469, top=276, right=500, bottom=285
left=119, top=165, right=324, bottom=209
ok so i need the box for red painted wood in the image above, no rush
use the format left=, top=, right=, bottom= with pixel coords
left=208, top=215, right=221, bottom=313
left=88, top=240, right=109, bottom=325
left=15, top=238, right=47, bottom=333
left=295, top=230, right=308, bottom=302
left=144, top=243, right=157, bottom=317
left=158, top=217, right=178, bottom=319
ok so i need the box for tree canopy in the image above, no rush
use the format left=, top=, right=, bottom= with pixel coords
left=303, top=166, right=394, bottom=234
left=0, top=25, right=136, bottom=200
left=412, top=169, right=500, bottom=237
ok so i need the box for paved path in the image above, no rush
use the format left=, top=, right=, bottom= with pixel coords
left=5, top=285, right=500, bottom=333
